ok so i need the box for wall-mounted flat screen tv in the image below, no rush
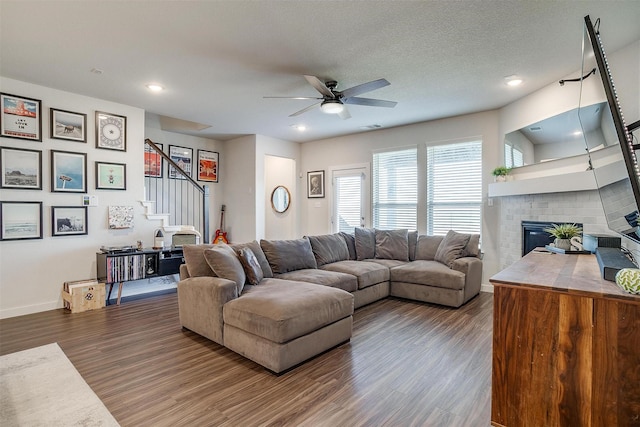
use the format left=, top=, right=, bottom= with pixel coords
left=580, top=15, right=640, bottom=244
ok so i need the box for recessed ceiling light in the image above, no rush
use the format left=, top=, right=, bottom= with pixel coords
left=146, top=84, right=164, bottom=92
left=573, top=130, right=583, bottom=136
left=290, top=124, right=306, bottom=131
left=504, top=75, right=523, bottom=87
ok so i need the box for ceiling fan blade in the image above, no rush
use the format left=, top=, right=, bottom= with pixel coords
left=263, top=96, right=323, bottom=100
left=304, top=75, right=335, bottom=98
left=343, top=97, right=397, bottom=108
left=289, top=102, right=321, bottom=117
left=340, top=78, right=390, bottom=98
left=338, top=106, right=351, bottom=120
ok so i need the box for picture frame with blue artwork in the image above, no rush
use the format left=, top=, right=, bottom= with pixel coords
left=50, top=150, right=87, bottom=193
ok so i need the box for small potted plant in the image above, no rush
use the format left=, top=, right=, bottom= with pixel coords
left=544, top=223, right=583, bottom=251
left=492, top=166, right=511, bottom=182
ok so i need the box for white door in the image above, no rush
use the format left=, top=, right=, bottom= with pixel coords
left=331, top=166, right=369, bottom=233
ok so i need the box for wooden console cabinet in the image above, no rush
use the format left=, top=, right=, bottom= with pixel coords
left=490, top=251, right=640, bottom=427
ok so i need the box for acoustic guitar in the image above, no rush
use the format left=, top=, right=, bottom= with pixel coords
left=213, top=205, right=228, bottom=244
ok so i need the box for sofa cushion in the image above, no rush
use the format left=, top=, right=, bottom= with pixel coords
left=231, top=240, right=273, bottom=278
left=390, top=260, right=465, bottom=290
left=308, top=233, right=350, bottom=267
left=276, top=268, right=357, bottom=292
left=366, top=258, right=408, bottom=269
left=354, top=227, right=376, bottom=260
left=261, top=237, right=317, bottom=274
left=204, top=245, right=246, bottom=294
left=375, top=229, right=409, bottom=261
left=463, top=234, right=480, bottom=257
left=434, top=230, right=472, bottom=268
left=415, top=235, right=444, bottom=261
left=223, top=278, right=353, bottom=344
left=237, top=247, right=264, bottom=286
left=340, top=232, right=357, bottom=260
left=183, top=244, right=217, bottom=277
left=321, top=260, right=389, bottom=290
left=408, top=230, right=418, bottom=261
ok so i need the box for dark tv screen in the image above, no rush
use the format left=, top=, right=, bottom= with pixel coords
left=580, top=15, right=640, bottom=244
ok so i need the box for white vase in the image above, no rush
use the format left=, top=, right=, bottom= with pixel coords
left=494, top=175, right=507, bottom=183
left=555, top=238, right=572, bottom=251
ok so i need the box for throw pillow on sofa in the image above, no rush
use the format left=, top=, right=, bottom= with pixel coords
left=434, top=230, right=471, bottom=268
left=237, top=247, right=264, bottom=286
left=375, top=229, right=409, bottom=261
left=260, top=237, right=318, bottom=274
left=231, top=240, right=273, bottom=278
left=354, top=227, right=376, bottom=260
left=183, top=244, right=217, bottom=277
left=308, top=233, right=350, bottom=266
left=204, top=244, right=246, bottom=293
left=339, top=232, right=357, bottom=260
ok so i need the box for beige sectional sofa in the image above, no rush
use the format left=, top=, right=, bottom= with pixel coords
left=177, top=228, right=482, bottom=373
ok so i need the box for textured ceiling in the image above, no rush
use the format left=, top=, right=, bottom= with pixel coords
left=1, top=1, right=639, bottom=143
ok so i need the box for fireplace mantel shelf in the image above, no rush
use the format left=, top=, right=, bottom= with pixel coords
left=488, top=170, right=597, bottom=197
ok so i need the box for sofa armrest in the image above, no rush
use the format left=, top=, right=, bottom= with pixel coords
left=451, top=257, right=483, bottom=303
left=177, top=276, right=238, bottom=345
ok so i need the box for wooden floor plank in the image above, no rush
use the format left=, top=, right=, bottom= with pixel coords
left=0, top=292, right=493, bottom=426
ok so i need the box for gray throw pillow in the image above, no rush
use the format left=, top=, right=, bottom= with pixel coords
left=408, top=230, right=418, bottom=261
left=340, top=232, right=357, bottom=260
left=203, top=244, right=246, bottom=293
left=182, top=244, right=217, bottom=277
left=434, top=230, right=471, bottom=268
left=237, top=247, right=264, bottom=285
left=375, top=229, right=409, bottom=261
left=354, top=227, right=376, bottom=260
left=308, top=233, right=350, bottom=266
left=231, top=240, right=273, bottom=278
left=463, top=234, right=480, bottom=257
left=260, top=237, right=318, bottom=274
left=415, top=235, right=444, bottom=261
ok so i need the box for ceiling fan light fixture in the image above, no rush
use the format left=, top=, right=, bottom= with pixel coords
left=320, top=100, right=345, bottom=114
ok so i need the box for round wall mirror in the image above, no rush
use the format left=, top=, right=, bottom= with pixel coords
left=271, top=186, right=291, bottom=213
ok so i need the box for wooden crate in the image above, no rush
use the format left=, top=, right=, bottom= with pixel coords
left=61, top=280, right=105, bottom=313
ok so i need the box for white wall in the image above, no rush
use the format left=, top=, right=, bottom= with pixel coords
left=223, top=135, right=257, bottom=243
left=264, top=155, right=296, bottom=239
left=0, top=77, right=149, bottom=318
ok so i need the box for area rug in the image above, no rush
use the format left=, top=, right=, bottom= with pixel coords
left=0, top=343, right=120, bottom=426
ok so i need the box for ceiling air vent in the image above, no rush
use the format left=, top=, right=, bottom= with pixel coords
left=529, top=126, right=542, bottom=132
left=360, top=124, right=383, bottom=130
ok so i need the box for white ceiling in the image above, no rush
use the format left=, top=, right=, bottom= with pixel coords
left=1, top=1, right=639, bottom=143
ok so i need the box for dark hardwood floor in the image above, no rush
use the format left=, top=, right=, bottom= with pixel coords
left=0, top=292, right=493, bottom=426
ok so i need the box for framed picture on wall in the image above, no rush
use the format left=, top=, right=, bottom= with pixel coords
left=0, top=201, right=43, bottom=241
left=197, top=149, right=218, bottom=182
left=50, top=108, right=87, bottom=142
left=0, top=93, right=42, bottom=141
left=144, top=142, right=163, bottom=178
left=50, top=150, right=87, bottom=193
left=307, top=170, right=325, bottom=198
left=95, top=111, right=126, bottom=151
left=1, top=147, right=42, bottom=190
left=96, top=161, right=126, bottom=190
left=51, top=206, right=88, bottom=236
left=169, top=145, right=192, bottom=179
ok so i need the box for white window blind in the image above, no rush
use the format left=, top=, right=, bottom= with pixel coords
left=373, top=148, right=417, bottom=230
left=504, top=143, right=524, bottom=168
left=426, top=141, right=482, bottom=235
left=335, top=174, right=362, bottom=233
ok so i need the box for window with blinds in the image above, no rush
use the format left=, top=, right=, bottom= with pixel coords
left=426, top=141, right=482, bottom=235
left=504, top=143, right=524, bottom=168
left=372, top=147, right=417, bottom=230
left=335, top=174, right=362, bottom=233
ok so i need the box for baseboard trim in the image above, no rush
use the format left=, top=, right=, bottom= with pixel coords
left=0, top=300, right=60, bottom=319
left=481, top=283, right=494, bottom=293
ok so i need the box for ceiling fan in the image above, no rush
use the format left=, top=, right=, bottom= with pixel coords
left=265, top=75, right=397, bottom=120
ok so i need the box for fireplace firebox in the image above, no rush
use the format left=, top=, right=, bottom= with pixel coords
left=521, top=220, right=583, bottom=256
